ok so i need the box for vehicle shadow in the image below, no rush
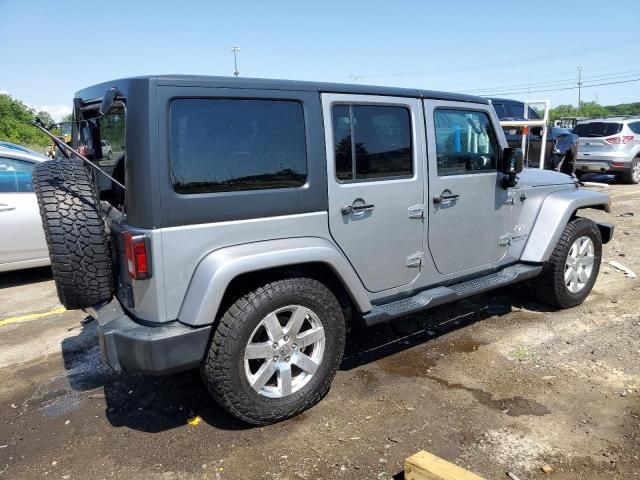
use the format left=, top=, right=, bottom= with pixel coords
left=0, top=266, right=52, bottom=289
left=59, top=283, right=552, bottom=433
left=60, top=320, right=250, bottom=433
left=341, top=282, right=551, bottom=371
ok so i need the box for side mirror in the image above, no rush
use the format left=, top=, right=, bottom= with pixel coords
left=501, top=147, right=524, bottom=175
left=501, top=147, right=524, bottom=188
left=99, top=87, right=119, bottom=116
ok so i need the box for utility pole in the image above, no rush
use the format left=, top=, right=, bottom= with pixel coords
left=231, top=46, right=240, bottom=78
left=350, top=74, right=364, bottom=84
left=577, top=66, right=583, bottom=111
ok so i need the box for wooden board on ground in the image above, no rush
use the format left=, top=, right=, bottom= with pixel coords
left=405, top=450, right=486, bottom=480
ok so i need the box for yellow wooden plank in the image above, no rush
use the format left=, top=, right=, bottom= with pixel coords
left=405, top=450, right=486, bottom=480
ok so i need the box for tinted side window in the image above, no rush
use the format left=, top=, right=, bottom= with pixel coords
left=434, top=109, right=499, bottom=176
left=170, top=99, right=307, bottom=194
left=630, top=122, right=640, bottom=134
left=331, top=104, right=412, bottom=182
left=0, top=158, right=34, bottom=193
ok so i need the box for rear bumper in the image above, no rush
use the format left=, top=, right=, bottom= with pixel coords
left=575, top=159, right=628, bottom=173
left=86, top=299, right=211, bottom=375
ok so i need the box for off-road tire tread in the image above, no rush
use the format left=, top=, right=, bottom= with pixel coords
left=534, top=217, right=602, bottom=309
left=32, top=157, right=113, bottom=309
left=201, top=277, right=345, bottom=425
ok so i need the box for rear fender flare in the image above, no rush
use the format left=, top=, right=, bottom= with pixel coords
left=520, top=188, right=610, bottom=263
left=178, top=237, right=372, bottom=326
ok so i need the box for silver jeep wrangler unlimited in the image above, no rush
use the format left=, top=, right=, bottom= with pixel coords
left=33, top=76, right=613, bottom=425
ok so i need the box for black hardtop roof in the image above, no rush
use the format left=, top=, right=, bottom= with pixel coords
left=485, top=97, right=523, bottom=104
left=75, top=74, right=489, bottom=105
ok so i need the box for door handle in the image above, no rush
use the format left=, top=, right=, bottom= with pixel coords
left=0, top=204, right=16, bottom=212
left=433, top=193, right=460, bottom=204
left=341, top=204, right=375, bottom=215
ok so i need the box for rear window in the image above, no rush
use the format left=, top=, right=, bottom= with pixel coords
left=574, top=122, right=623, bottom=137
left=170, top=99, right=307, bottom=194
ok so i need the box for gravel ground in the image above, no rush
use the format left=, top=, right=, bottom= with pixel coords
left=0, top=178, right=639, bottom=480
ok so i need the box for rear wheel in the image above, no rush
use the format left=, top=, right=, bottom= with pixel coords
left=201, top=277, right=345, bottom=425
left=533, top=217, right=602, bottom=309
left=621, top=157, right=640, bottom=184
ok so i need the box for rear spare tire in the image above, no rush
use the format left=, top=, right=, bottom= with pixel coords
left=32, top=157, right=114, bottom=309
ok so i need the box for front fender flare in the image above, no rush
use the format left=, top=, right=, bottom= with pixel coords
left=520, top=188, right=610, bottom=263
left=178, top=237, right=372, bottom=326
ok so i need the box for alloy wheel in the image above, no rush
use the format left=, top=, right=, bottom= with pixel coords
left=564, top=235, right=595, bottom=293
left=244, top=305, right=325, bottom=398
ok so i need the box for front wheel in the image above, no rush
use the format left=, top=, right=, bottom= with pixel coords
left=201, top=277, right=346, bottom=425
left=533, top=217, right=602, bottom=309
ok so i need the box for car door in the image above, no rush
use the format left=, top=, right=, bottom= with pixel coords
left=321, top=94, right=425, bottom=293
left=424, top=100, right=510, bottom=275
left=0, top=157, right=47, bottom=266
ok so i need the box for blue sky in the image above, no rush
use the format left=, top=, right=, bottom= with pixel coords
left=1, top=0, right=639, bottom=120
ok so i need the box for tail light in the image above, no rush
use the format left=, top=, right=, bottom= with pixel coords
left=605, top=136, right=635, bottom=144
left=122, top=232, right=151, bottom=280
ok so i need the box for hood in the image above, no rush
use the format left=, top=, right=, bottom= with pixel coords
left=518, top=168, right=575, bottom=187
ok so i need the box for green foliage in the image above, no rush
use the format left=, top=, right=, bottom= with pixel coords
left=0, top=94, right=50, bottom=146
left=549, top=101, right=640, bottom=122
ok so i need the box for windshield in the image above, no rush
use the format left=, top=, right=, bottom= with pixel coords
left=574, top=122, right=623, bottom=137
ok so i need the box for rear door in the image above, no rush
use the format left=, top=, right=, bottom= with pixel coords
left=0, top=157, right=47, bottom=265
left=322, top=94, right=425, bottom=293
left=424, top=100, right=510, bottom=274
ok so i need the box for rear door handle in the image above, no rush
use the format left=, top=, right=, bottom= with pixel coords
left=433, top=194, right=460, bottom=204
left=0, top=204, right=16, bottom=212
left=341, top=204, right=375, bottom=215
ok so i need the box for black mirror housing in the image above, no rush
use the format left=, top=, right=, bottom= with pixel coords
left=501, top=147, right=524, bottom=188
left=501, top=147, right=524, bottom=175
left=99, top=87, right=119, bottom=116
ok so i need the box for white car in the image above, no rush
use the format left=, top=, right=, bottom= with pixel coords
left=0, top=148, right=50, bottom=272
left=101, top=140, right=113, bottom=160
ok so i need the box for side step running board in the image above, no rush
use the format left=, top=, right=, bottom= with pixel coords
left=362, top=264, right=542, bottom=327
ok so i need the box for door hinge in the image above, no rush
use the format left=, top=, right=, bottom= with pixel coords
left=498, top=233, right=512, bottom=246
left=406, top=251, right=423, bottom=268
left=408, top=204, right=425, bottom=219
left=502, top=192, right=515, bottom=205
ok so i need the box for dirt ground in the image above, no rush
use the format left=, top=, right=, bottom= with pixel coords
left=1, top=177, right=640, bottom=480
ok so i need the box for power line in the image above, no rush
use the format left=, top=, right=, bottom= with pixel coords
left=358, top=39, right=640, bottom=79
left=434, top=61, right=640, bottom=91
left=477, top=77, right=640, bottom=97
left=455, top=69, right=640, bottom=94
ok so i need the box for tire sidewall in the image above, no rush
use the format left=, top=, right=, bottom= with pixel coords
left=555, top=219, right=602, bottom=306
left=207, top=279, right=345, bottom=422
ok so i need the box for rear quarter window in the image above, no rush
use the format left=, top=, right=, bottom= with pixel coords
left=170, top=99, right=307, bottom=194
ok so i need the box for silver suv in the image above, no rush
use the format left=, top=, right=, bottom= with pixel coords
left=575, top=116, right=640, bottom=183
left=32, top=76, right=613, bottom=425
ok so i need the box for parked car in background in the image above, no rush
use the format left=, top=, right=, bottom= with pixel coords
left=101, top=140, right=113, bottom=160
left=0, top=141, right=47, bottom=159
left=0, top=147, right=50, bottom=272
left=574, top=116, right=640, bottom=183
left=488, top=98, right=578, bottom=174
